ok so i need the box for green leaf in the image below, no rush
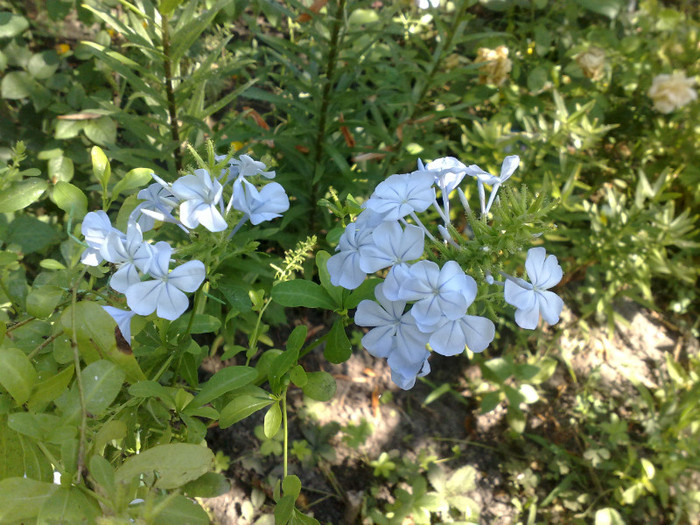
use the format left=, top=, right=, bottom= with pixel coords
left=216, top=281, right=252, bottom=312
left=274, top=494, right=295, bottom=525
left=152, top=494, right=210, bottom=525
left=128, top=380, right=172, bottom=400
left=190, top=366, right=257, bottom=408
left=290, top=365, right=307, bottom=388
left=0, top=347, right=37, bottom=405
left=91, top=146, right=110, bottom=190
left=159, top=0, right=185, bottom=15
left=7, top=215, right=59, bottom=254
left=26, top=285, right=64, bottom=319
left=282, top=475, right=301, bottom=499
left=286, top=325, right=307, bottom=355
left=115, top=443, right=214, bottom=490
left=506, top=407, right=526, bottom=434
left=519, top=384, right=539, bottom=404
left=219, top=386, right=274, bottom=428
left=301, top=371, right=336, bottom=402
left=316, top=251, right=343, bottom=306
left=47, top=155, right=74, bottom=183
left=264, top=402, right=282, bottom=438
left=0, top=179, right=48, bottom=213
left=0, top=420, right=25, bottom=479
left=85, top=117, right=117, bottom=146
left=324, top=319, right=351, bottom=364
left=28, top=50, right=59, bottom=80
left=269, top=346, right=299, bottom=393
left=51, top=181, right=87, bottom=220
left=37, top=486, right=100, bottom=525
left=0, top=12, right=29, bottom=38
left=182, top=471, right=230, bottom=498
left=27, top=365, right=74, bottom=412
left=111, top=167, right=152, bottom=200
left=272, top=280, right=338, bottom=310
left=81, top=360, right=125, bottom=415
left=88, top=455, right=115, bottom=494
left=0, top=477, right=56, bottom=522
left=1, top=71, right=33, bottom=99
left=55, top=120, right=83, bottom=140
left=480, top=391, right=501, bottom=413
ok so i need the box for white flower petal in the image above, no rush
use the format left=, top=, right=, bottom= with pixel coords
left=126, top=280, right=163, bottom=316
left=536, top=290, right=564, bottom=325
left=514, top=304, right=541, bottom=330
left=461, top=315, right=495, bottom=353
left=504, top=280, right=536, bottom=311
left=167, top=260, right=206, bottom=293
left=102, top=306, right=136, bottom=343
left=361, top=326, right=395, bottom=358
left=525, top=247, right=547, bottom=286
left=499, top=155, right=520, bottom=182
left=327, top=250, right=366, bottom=289
left=156, top=284, right=189, bottom=321
left=429, top=318, right=467, bottom=356
left=110, top=263, right=141, bottom=293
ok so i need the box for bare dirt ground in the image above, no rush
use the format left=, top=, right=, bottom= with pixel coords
left=201, top=301, right=697, bottom=524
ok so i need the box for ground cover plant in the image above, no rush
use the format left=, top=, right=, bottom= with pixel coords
left=0, top=0, right=698, bottom=523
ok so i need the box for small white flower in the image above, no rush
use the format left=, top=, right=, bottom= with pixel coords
left=364, top=171, right=436, bottom=221
left=102, top=306, right=137, bottom=343
left=230, top=178, right=289, bottom=225
left=504, top=247, right=564, bottom=330
left=130, top=182, right=180, bottom=232
left=391, top=358, right=430, bottom=390
left=225, top=154, right=276, bottom=183
left=359, top=221, right=424, bottom=274
left=171, top=169, right=227, bottom=232
left=427, top=313, right=495, bottom=356
left=354, top=284, right=430, bottom=360
left=100, top=221, right=153, bottom=293
left=326, top=222, right=374, bottom=290
left=648, top=72, right=697, bottom=113
left=398, top=260, right=471, bottom=330
left=424, top=157, right=469, bottom=196
left=81, top=211, right=123, bottom=266
left=125, top=242, right=206, bottom=321
left=416, top=0, right=440, bottom=8
left=468, top=155, right=519, bottom=214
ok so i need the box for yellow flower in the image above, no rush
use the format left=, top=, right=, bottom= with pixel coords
left=474, top=46, right=512, bottom=87
left=576, top=46, right=606, bottom=81
left=648, top=72, right=698, bottom=113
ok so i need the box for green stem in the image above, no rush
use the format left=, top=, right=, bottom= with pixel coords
left=27, top=332, right=62, bottom=360
left=282, top=387, right=289, bottom=478
left=310, top=0, right=347, bottom=229
left=161, top=13, right=182, bottom=172
left=381, top=0, right=469, bottom=177
left=70, top=267, right=89, bottom=483
left=246, top=298, right=272, bottom=365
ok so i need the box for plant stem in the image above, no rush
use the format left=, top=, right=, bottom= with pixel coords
left=70, top=267, right=89, bottom=483
left=161, top=14, right=182, bottom=172
left=310, top=0, right=347, bottom=229
left=282, top=388, right=289, bottom=478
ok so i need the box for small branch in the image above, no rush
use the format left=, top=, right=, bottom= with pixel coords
left=70, top=267, right=89, bottom=484
left=161, top=14, right=182, bottom=172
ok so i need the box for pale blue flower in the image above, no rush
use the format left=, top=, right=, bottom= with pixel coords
left=354, top=284, right=429, bottom=360
left=100, top=221, right=152, bottom=293
left=391, top=358, right=430, bottom=390
left=130, top=182, right=180, bottom=232
left=125, top=242, right=205, bottom=321
left=171, top=169, right=227, bottom=232
left=81, top=211, right=123, bottom=266
left=504, top=247, right=563, bottom=329
left=359, top=221, right=424, bottom=274
left=327, top=222, right=374, bottom=290
left=225, top=154, right=275, bottom=183
left=364, top=171, right=436, bottom=221
left=230, top=178, right=289, bottom=225
left=398, top=260, right=471, bottom=330
left=424, top=156, right=469, bottom=196
left=427, top=314, right=495, bottom=356
left=468, top=155, right=520, bottom=214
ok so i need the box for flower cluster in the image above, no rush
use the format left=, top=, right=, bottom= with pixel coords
left=328, top=155, right=564, bottom=389
left=81, top=153, right=289, bottom=340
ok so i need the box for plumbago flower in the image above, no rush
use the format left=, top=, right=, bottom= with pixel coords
left=503, top=247, right=564, bottom=330
left=171, top=168, right=226, bottom=232
left=126, top=242, right=205, bottom=321
left=80, top=149, right=290, bottom=340
left=328, top=152, right=564, bottom=389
